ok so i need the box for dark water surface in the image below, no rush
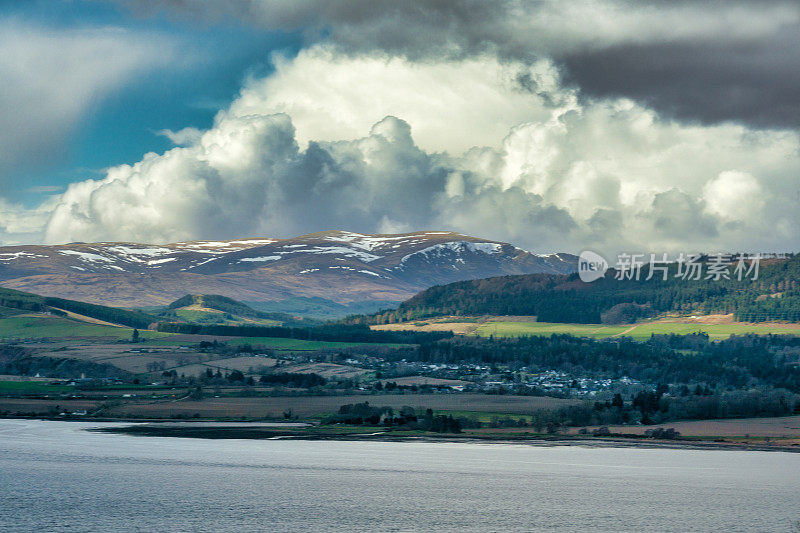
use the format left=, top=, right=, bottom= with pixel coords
left=1, top=419, right=798, bottom=532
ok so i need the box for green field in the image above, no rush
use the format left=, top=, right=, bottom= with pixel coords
left=0, top=306, right=26, bottom=319
left=474, top=320, right=800, bottom=340
left=0, top=316, right=168, bottom=340
left=0, top=313, right=402, bottom=351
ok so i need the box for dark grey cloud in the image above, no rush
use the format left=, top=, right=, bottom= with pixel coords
left=561, top=26, right=800, bottom=129
left=121, top=0, right=800, bottom=129
left=121, top=0, right=507, bottom=58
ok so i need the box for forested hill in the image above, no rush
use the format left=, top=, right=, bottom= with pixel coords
left=354, top=254, right=800, bottom=324
left=168, top=294, right=297, bottom=322
left=0, top=287, right=158, bottom=329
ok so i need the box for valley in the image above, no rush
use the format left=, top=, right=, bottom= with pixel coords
left=1, top=248, right=800, bottom=450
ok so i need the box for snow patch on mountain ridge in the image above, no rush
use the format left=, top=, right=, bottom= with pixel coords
left=398, top=241, right=503, bottom=267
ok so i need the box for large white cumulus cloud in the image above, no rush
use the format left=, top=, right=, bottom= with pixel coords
left=45, top=113, right=475, bottom=244
left=38, top=51, right=800, bottom=255
left=230, top=48, right=572, bottom=154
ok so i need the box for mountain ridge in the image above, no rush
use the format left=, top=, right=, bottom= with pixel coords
left=0, top=231, right=576, bottom=308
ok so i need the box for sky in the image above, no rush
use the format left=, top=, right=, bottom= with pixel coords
left=1, top=0, right=799, bottom=256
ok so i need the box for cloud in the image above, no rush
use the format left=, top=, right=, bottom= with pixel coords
left=122, top=0, right=800, bottom=129
left=36, top=50, right=800, bottom=255
left=44, top=113, right=455, bottom=244
left=123, top=1, right=797, bottom=57
left=5, top=2, right=798, bottom=257
left=25, top=185, right=64, bottom=194
left=560, top=25, right=800, bottom=129
left=229, top=48, right=572, bottom=154
left=703, top=171, right=764, bottom=222
left=157, top=127, right=203, bottom=146
left=0, top=197, right=59, bottom=246
left=0, top=20, right=175, bottom=182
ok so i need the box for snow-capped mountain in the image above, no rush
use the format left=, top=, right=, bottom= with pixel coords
left=0, top=231, right=576, bottom=307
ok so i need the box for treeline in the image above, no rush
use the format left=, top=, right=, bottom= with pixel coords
left=659, top=387, right=798, bottom=421
left=346, top=254, right=800, bottom=324
left=156, top=322, right=453, bottom=344
left=546, top=387, right=797, bottom=429
left=501, top=386, right=799, bottom=432
left=320, top=392, right=799, bottom=433
left=322, top=402, right=462, bottom=433
left=183, top=368, right=328, bottom=389
left=735, top=295, right=800, bottom=322
left=0, top=288, right=45, bottom=312
left=391, top=333, right=800, bottom=392
left=0, top=287, right=157, bottom=329
left=43, top=297, right=157, bottom=329
left=258, top=372, right=327, bottom=388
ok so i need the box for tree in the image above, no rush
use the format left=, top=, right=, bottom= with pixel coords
left=189, top=385, right=203, bottom=400
left=131, top=329, right=140, bottom=343
left=611, top=393, right=624, bottom=409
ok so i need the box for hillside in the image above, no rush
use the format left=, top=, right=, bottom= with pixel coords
left=164, top=294, right=311, bottom=326
left=168, top=294, right=267, bottom=316
left=358, top=254, right=800, bottom=324
left=0, top=287, right=158, bottom=329
left=245, top=296, right=401, bottom=320
left=0, top=231, right=576, bottom=308
left=0, top=287, right=317, bottom=331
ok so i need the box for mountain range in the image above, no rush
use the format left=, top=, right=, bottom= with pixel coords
left=0, top=231, right=576, bottom=310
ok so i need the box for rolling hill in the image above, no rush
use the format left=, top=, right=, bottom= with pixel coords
left=163, top=294, right=311, bottom=326
left=356, top=254, right=800, bottom=324
left=0, top=287, right=158, bottom=329
left=0, top=231, right=576, bottom=308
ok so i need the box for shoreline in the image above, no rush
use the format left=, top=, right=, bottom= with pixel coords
left=5, top=414, right=799, bottom=452
left=83, top=419, right=800, bottom=453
